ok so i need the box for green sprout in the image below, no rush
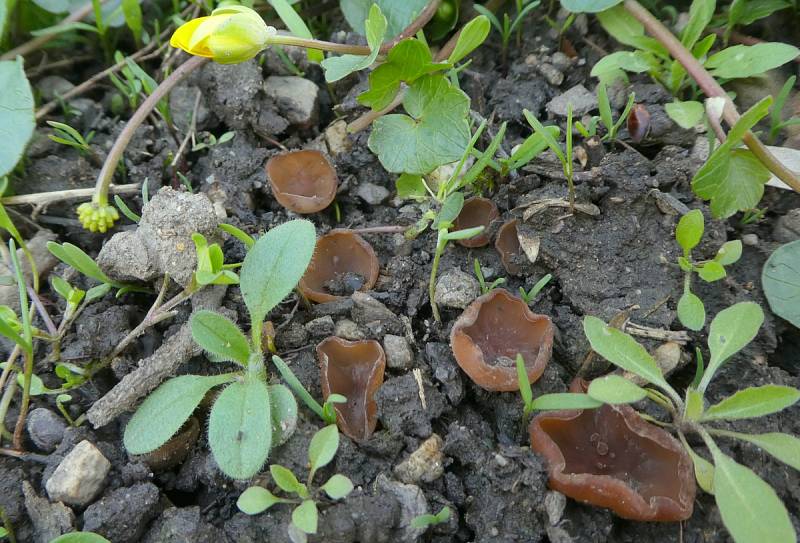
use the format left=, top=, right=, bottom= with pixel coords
left=523, top=105, right=575, bottom=214
left=674, top=209, right=742, bottom=331
left=519, top=274, right=552, bottom=305
left=473, top=259, right=506, bottom=295
left=237, top=425, right=354, bottom=540
left=411, top=505, right=452, bottom=530
left=47, top=121, right=96, bottom=157
left=474, top=0, right=541, bottom=60
left=768, top=75, right=800, bottom=144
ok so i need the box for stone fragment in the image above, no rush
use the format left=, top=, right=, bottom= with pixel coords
left=45, top=440, right=111, bottom=507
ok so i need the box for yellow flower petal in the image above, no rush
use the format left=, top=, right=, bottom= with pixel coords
left=170, top=16, right=210, bottom=52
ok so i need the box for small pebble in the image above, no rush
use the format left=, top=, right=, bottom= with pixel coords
left=434, top=269, right=480, bottom=310
left=383, top=334, right=414, bottom=370
left=46, top=440, right=111, bottom=507
left=27, top=408, right=67, bottom=453
left=742, top=233, right=759, bottom=246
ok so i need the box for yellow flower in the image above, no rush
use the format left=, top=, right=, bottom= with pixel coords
left=170, top=5, right=276, bottom=64
left=77, top=202, right=119, bottom=233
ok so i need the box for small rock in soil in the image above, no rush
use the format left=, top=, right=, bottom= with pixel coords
left=37, top=76, right=75, bottom=101
left=325, top=119, right=352, bottom=155
left=324, top=272, right=366, bottom=296
left=489, top=77, right=550, bottom=122
left=434, top=268, right=480, bottom=310
left=356, top=182, right=391, bottom=205
left=393, top=434, right=445, bottom=484
left=82, top=483, right=160, bottom=543
left=351, top=291, right=404, bottom=337
left=276, top=321, right=309, bottom=350
left=375, top=373, right=446, bottom=438
left=383, top=334, right=413, bottom=370
left=26, top=408, right=67, bottom=453
left=544, top=491, right=567, bottom=526
left=143, top=506, right=227, bottom=543
left=375, top=474, right=428, bottom=543
left=316, top=490, right=402, bottom=543
left=334, top=318, right=365, bottom=340
left=264, top=75, right=319, bottom=127
left=537, top=62, right=564, bottom=86
left=773, top=208, right=800, bottom=243
left=306, top=315, right=335, bottom=337
left=547, top=84, right=597, bottom=117
left=742, top=233, right=759, bottom=246
left=45, top=440, right=111, bottom=507
left=22, top=481, right=74, bottom=543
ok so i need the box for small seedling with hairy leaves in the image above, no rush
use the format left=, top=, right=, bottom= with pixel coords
left=237, top=425, right=354, bottom=540
left=124, top=220, right=317, bottom=479
left=674, top=209, right=742, bottom=331
left=411, top=505, right=452, bottom=530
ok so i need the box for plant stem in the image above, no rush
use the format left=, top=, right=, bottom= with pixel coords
left=0, top=379, right=17, bottom=445
left=12, top=352, right=32, bottom=449
left=622, top=0, right=800, bottom=194
left=93, top=56, right=208, bottom=208
left=429, top=231, right=448, bottom=322
left=269, top=35, right=371, bottom=55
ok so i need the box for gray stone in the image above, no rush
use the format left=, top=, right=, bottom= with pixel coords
left=546, top=84, right=597, bottom=117
left=550, top=52, right=572, bottom=71
left=305, top=315, right=335, bottom=337
left=351, top=292, right=404, bottom=336
left=375, top=475, right=428, bottom=543
left=37, top=76, right=75, bottom=101
left=383, top=334, right=413, bottom=370
left=27, top=408, right=67, bottom=453
left=356, top=182, right=390, bottom=205
left=83, top=483, right=160, bottom=543
left=537, top=63, right=564, bottom=86
left=773, top=208, right=800, bottom=243
left=544, top=491, right=567, bottom=526
left=334, top=318, right=365, bottom=340
left=45, top=440, right=111, bottom=507
left=742, top=233, right=759, bottom=246
left=22, top=481, right=74, bottom=543
left=434, top=268, right=480, bottom=310
left=264, top=76, right=319, bottom=127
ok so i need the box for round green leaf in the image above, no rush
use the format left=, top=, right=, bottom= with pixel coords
left=678, top=291, right=706, bottom=331
left=665, top=100, right=705, bottom=130
left=698, top=261, right=726, bottom=282
left=587, top=375, right=648, bottom=404
left=321, top=474, right=354, bottom=500
left=237, top=486, right=282, bottom=515
left=240, top=220, right=316, bottom=326
left=50, top=533, right=111, bottom=543
left=190, top=310, right=251, bottom=365
left=269, top=384, right=298, bottom=446
left=715, top=240, right=742, bottom=266
left=292, top=500, right=318, bottom=534
left=763, top=240, right=800, bottom=328
left=0, top=58, right=35, bottom=178
left=676, top=209, right=704, bottom=253
left=209, top=378, right=272, bottom=479
left=308, top=424, right=339, bottom=473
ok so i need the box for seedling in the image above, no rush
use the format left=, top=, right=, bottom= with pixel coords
left=674, top=209, right=742, bottom=331
left=236, top=425, right=354, bottom=541
left=474, top=0, right=541, bottom=60
left=272, top=354, right=344, bottom=426
left=576, top=85, right=634, bottom=143
left=123, top=220, right=317, bottom=479
left=47, top=121, right=96, bottom=157
left=411, top=505, right=452, bottom=530
left=519, top=273, right=552, bottom=305
left=768, top=75, right=800, bottom=144
left=191, top=131, right=235, bottom=152
left=523, top=105, right=575, bottom=213
left=473, top=259, right=506, bottom=295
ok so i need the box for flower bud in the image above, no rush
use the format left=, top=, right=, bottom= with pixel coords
left=77, top=201, right=119, bottom=233
left=170, top=5, right=276, bottom=64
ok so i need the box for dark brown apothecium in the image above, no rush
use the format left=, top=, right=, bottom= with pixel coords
left=453, top=197, right=499, bottom=248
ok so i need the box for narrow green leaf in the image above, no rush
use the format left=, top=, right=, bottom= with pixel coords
left=50, top=533, right=112, bottom=543
left=701, top=385, right=800, bottom=421
left=706, top=43, right=800, bottom=79
left=270, top=464, right=303, bottom=494
left=121, top=0, right=142, bottom=42
left=190, top=310, right=250, bottom=366
left=597, top=4, right=643, bottom=47
left=587, top=375, right=648, bottom=404
left=124, top=374, right=233, bottom=454
left=687, top=446, right=715, bottom=494
left=700, top=302, right=764, bottom=393
left=530, top=393, right=603, bottom=411
left=321, top=474, right=354, bottom=499
left=516, top=354, right=533, bottom=409
left=292, top=500, right=318, bottom=534
left=727, top=431, right=800, bottom=472
left=237, top=486, right=284, bottom=515
left=680, top=0, right=715, bottom=50
left=560, top=0, right=623, bottom=12
left=448, top=15, right=491, bottom=64
left=47, top=242, right=111, bottom=284
left=678, top=291, right=706, bottom=331
left=209, top=378, right=272, bottom=479
left=219, top=223, right=255, bottom=249
left=523, top=109, right=565, bottom=163
left=309, top=424, right=339, bottom=474
left=597, top=83, right=613, bottom=134
left=240, top=220, right=316, bottom=326
left=268, top=0, right=323, bottom=62
left=676, top=209, right=704, bottom=253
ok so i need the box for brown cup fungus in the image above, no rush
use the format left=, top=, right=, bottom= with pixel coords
left=453, top=197, right=499, bottom=247
left=298, top=230, right=379, bottom=303
left=529, top=380, right=696, bottom=522
left=266, top=150, right=338, bottom=214
left=134, top=416, right=200, bottom=471
left=317, top=337, right=386, bottom=441
left=495, top=219, right=524, bottom=275
left=450, top=289, right=554, bottom=392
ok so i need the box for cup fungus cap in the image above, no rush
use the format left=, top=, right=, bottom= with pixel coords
left=266, top=150, right=338, bottom=214
left=133, top=416, right=200, bottom=471
left=529, top=380, right=696, bottom=522
left=450, top=289, right=554, bottom=391
left=453, top=197, right=499, bottom=248
left=494, top=219, right=524, bottom=275
left=299, top=230, right=380, bottom=303
left=317, top=336, right=386, bottom=441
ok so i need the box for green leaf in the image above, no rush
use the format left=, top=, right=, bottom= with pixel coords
left=124, top=374, right=233, bottom=454
left=678, top=291, right=706, bottom=331
left=590, top=51, right=653, bottom=79
left=237, top=486, right=285, bottom=515
left=710, top=446, right=796, bottom=543
left=665, top=100, right=705, bottom=129
left=268, top=0, right=323, bottom=62
left=190, top=310, right=250, bottom=366
left=728, top=431, right=800, bottom=471
left=587, top=375, right=648, bottom=404
left=681, top=0, right=715, bottom=50
left=597, top=4, right=643, bottom=48
left=560, top=0, right=623, bottom=12
left=292, top=500, right=318, bottom=534
left=715, top=240, right=742, bottom=266
left=507, top=126, right=560, bottom=170
left=369, top=74, right=470, bottom=175
left=448, top=15, right=491, bottom=64
left=308, top=424, right=339, bottom=475
left=0, top=1, right=6, bottom=39
left=269, top=383, right=298, bottom=446
left=731, top=0, right=791, bottom=26
left=270, top=464, right=304, bottom=494
left=698, top=261, right=727, bottom=282
left=676, top=209, right=704, bottom=253
left=272, top=355, right=326, bottom=421
left=341, top=0, right=427, bottom=38
left=762, top=240, right=800, bottom=328
left=583, top=316, right=674, bottom=394
left=0, top=313, right=30, bottom=352
left=522, top=110, right=565, bottom=164
left=699, top=302, right=764, bottom=393
left=516, top=354, right=533, bottom=409
left=701, top=385, right=800, bottom=421
left=0, top=58, right=35, bottom=178
left=220, top=223, right=255, bottom=249
left=529, top=393, right=603, bottom=411
left=706, top=43, right=800, bottom=79
left=322, top=4, right=387, bottom=83
left=692, top=148, right=770, bottom=219
left=434, top=192, right=464, bottom=229
left=687, top=446, right=716, bottom=494
left=209, top=378, right=272, bottom=479
left=46, top=242, right=112, bottom=284
left=395, top=173, right=428, bottom=202
left=321, top=474, right=354, bottom=499
left=686, top=388, right=705, bottom=420
left=121, top=0, right=142, bottom=42
left=86, top=283, right=112, bottom=303
left=240, top=220, right=316, bottom=326
left=50, top=533, right=112, bottom=543
left=358, top=39, right=440, bottom=111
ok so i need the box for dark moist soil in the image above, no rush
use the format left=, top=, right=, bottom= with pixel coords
left=3, top=7, right=800, bottom=543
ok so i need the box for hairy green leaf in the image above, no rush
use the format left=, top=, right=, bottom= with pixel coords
left=124, top=374, right=233, bottom=454
left=687, top=445, right=716, bottom=494
left=321, top=474, right=354, bottom=499
left=309, top=424, right=339, bottom=475
left=762, top=240, right=800, bottom=328
left=699, top=302, right=763, bottom=393
left=701, top=385, right=800, bottom=421
left=322, top=4, right=386, bottom=82
left=240, top=220, right=316, bottom=326
left=728, top=431, right=800, bottom=471
left=269, top=383, right=298, bottom=446
left=190, top=310, right=250, bottom=366
left=587, top=375, right=648, bottom=404
left=237, top=486, right=285, bottom=515
left=678, top=291, right=706, bottom=331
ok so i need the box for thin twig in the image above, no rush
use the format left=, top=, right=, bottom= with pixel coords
left=0, top=184, right=140, bottom=206
left=349, top=225, right=407, bottom=234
